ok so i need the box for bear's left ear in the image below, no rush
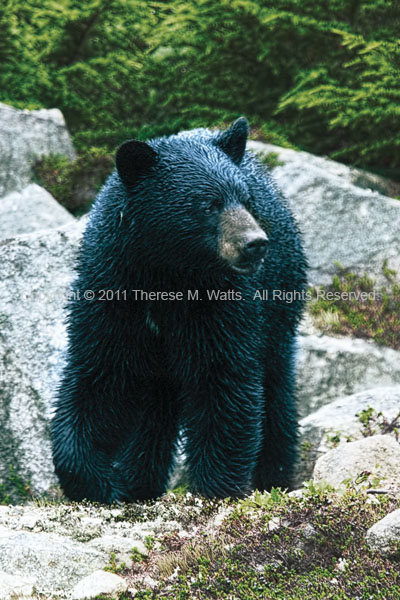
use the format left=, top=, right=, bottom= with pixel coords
left=116, top=139, right=158, bottom=187
left=214, top=117, right=249, bottom=165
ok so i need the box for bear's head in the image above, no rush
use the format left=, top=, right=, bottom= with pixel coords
left=115, top=118, right=268, bottom=276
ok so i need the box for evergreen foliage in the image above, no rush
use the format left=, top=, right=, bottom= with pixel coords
left=1, top=0, right=399, bottom=174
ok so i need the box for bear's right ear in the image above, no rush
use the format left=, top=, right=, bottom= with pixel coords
left=116, top=140, right=158, bottom=186
left=214, top=117, right=249, bottom=165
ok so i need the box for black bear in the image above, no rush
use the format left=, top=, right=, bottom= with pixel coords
left=52, top=118, right=307, bottom=503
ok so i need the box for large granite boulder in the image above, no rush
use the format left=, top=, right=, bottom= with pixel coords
left=0, top=103, right=75, bottom=197
left=0, top=221, right=85, bottom=498
left=0, top=184, right=74, bottom=240
left=296, top=330, right=400, bottom=416
left=300, top=385, right=400, bottom=450
left=312, top=435, right=400, bottom=491
left=248, top=141, right=400, bottom=285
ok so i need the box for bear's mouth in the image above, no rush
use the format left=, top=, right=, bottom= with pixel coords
left=230, top=257, right=265, bottom=275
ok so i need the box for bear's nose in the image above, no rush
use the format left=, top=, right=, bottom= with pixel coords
left=242, top=235, right=268, bottom=261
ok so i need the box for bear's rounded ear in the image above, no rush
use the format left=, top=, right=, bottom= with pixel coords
left=214, top=117, right=249, bottom=165
left=116, top=139, right=158, bottom=186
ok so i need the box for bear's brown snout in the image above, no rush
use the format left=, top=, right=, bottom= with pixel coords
left=220, top=207, right=268, bottom=274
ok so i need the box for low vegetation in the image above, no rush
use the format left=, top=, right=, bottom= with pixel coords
left=98, top=487, right=400, bottom=599
left=309, top=262, right=400, bottom=349
left=34, top=148, right=114, bottom=215
left=0, top=464, right=32, bottom=504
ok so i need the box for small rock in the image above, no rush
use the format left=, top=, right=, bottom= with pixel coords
left=0, top=570, right=36, bottom=600
left=302, top=523, right=318, bottom=540
left=209, top=506, right=233, bottom=529
left=366, top=509, right=400, bottom=554
left=130, top=539, right=149, bottom=556
left=335, top=557, right=348, bottom=572
left=88, top=534, right=147, bottom=556
left=297, top=386, right=400, bottom=484
left=71, top=570, right=128, bottom=600
left=19, top=513, right=39, bottom=530
left=288, top=489, right=303, bottom=499
left=142, top=575, right=158, bottom=588
left=177, top=530, right=191, bottom=539
left=313, top=435, right=400, bottom=490
left=300, top=386, right=400, bottom=447
left=0, top=527, right=106, bottom=593
left=267, top=517, right=281, bottom=531
left=255, top=564, right=265, bottom=573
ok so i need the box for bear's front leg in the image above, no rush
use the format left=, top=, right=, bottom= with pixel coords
left=253, top=332, right=299, bottom=492
left=110, top=383, right=181, bottom=501
left=52, top=394, right=128, bottom=504
left=53, top=379, right=180, bottom=503
left=182, top=368, right=264, bottom=498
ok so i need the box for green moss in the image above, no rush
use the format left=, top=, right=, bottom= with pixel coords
left=309, top=263, right=400, bottom=349
left=256, top=151, right=285, bottom=169
left=0, top=464, right=32, bottom=505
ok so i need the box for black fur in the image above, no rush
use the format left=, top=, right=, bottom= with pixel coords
left=51, top=118, right=307, bottom=503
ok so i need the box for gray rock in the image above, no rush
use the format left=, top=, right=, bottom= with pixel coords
left=248, top=142, right=399, bottom=197
left=87, top=535, right=148, bottom=569
left=88, top=535, right=148, bottom=556
left=300, top=386, right=400, bottom=447
left=248, top=141, right=400, bottom=284
left=0, top=184, right=74, bottom=240
left=296, top=386, right=400, bottom=485
left=0, top=102, right=75, bottom=197
left=71, top=570, right=128, bottom=600
left=0, top=220, right=85, bottom=498
left=296, top=332, right=400, bottom=416
left=366, top=509, right=400, bottom=554
left=313, top=435, right=400, bottom=491
left=0, top=500, right=193, bottom=598
left=0, top=571, right=36, bottom=600
left=0, top=526, right=106, bottom=595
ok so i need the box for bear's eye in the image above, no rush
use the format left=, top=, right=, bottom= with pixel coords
left=203, top=202, right=218, bottom=215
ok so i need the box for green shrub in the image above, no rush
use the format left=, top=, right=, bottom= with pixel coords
left=2, top=0, right=398, bottom=175
left=131, top=489, right=400, bottom=599
left=34, top=148, right=114, bottom=215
